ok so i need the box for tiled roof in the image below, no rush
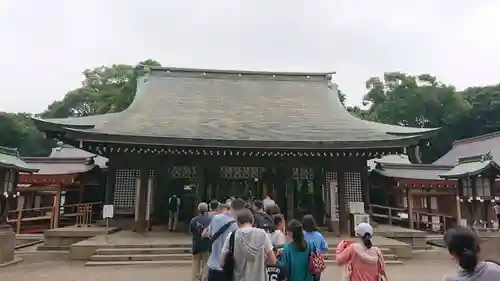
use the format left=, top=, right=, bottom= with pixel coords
left=0, top=146, right=39, bottom=173
left=373, top=162, right=453, bottom=180
left=49, top=143, right=107, bottom=169
left=434, top=131, right=500, bottom=165
left=33, top=66, right=438, bottom=149
left=22, top=157, right=98, bottom=175
left=440, top=152, right=500, bottom=179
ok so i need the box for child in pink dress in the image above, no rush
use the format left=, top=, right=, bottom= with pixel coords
left=336, top=223, right=387, bottom=281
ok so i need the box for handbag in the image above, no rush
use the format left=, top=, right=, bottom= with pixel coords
left=308, top=242, right=326, bottom=274
left=222, top=230, right=236, bottom=281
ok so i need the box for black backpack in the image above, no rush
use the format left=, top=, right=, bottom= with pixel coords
left=168, top=197, right=179, bottom=212
left=254, top=212, right=274, bottom=232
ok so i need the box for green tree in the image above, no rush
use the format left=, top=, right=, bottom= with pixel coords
left=42, top=59, right=161, bottom=118
left=361, top=72, right=472, bottom=162
left=0, top=112, right=54, bottom=156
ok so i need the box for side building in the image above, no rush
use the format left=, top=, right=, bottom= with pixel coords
left=32, top=66, right=438, bottom=234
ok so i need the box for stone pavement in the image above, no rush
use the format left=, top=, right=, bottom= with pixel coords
left=1, top=253, right=457, bottom=281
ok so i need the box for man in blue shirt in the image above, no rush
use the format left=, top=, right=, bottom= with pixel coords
left=204, top=198, right=246, bottom=281
left=189, top=202, right=212, bottom=281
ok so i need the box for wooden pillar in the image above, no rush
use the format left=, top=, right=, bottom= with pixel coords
left=78, top=183, right=85, bottom=204
left=337, top=172, right=349, bottom=236
left=361, top=164, right=371, bottom=214
left=133, top=168, right=149, bottom=233
left=471, top=176, right=479, bottom=222
left=195, top=165, right=205, bottom=215
left=285, top=168, right=294, bottom=221
left=146, top=176, right=154, bottom=231
left=105, top=167, right=116, bottom=205
left=51, top=186, right=62, bottom=229
left=407, top=187, right=414, bottom=229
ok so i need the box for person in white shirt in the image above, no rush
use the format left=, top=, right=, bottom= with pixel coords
left=269, top=214, right=287, bottom=249
left=263, top=196, right=275, bottom=210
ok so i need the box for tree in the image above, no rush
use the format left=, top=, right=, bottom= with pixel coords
left=363, top=72, right=470, bottom=128
left=42, top=59, right=161, bottom=118
left=0, top=112, right=54, bottom=156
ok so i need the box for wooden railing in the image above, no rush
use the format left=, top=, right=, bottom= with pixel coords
left=370, top=204, right=454, bottom=233
left=7, top=201, right=103, bottom=233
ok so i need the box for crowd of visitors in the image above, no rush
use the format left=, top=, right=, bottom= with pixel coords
left=188, top=196, right=390, bottom=281
left=188, top=195, right=500, bottom=281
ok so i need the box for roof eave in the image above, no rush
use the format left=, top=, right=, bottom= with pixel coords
left=0, top=162, right=39, bottom=173
left=439, top=161, right=500, bottom=179
left=57, top=127, right=427, bottom=150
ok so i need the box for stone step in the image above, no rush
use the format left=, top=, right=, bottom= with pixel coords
left=96, top=247, right=192, bottom=255
left=37, top=245, right=70, bottom=251
left=90, top=253, right=398, bottom=262
left=85, top=259, right=404, bottom=267
left=95, top=247, right=393, bottom=255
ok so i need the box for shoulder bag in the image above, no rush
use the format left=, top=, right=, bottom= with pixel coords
left=222, top=230, right=236, bottom=281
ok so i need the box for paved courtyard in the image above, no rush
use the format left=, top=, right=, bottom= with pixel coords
left=2, top=252, right=457, bottom=281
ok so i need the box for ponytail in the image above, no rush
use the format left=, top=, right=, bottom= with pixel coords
left=362, top=233, right=372, bottom=249
left=288, top=219, right=307, bottom=252
left=445, top=227, right=479, bottom=274
left=458, top=249, right=478, bottom=274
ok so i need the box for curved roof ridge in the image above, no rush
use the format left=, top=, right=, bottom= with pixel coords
left=453, top=131, right=500, bottom=147
left=376, top=162, right=453, bottom=170
left=140, top=65, right=336, bottom=78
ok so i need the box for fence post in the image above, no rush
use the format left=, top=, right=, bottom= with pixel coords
left=16, top=209, right=23, bottom=234
left=388, top=207, right=393, bottom=225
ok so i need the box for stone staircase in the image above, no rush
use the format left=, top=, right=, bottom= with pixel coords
left=85, top=244, right=403, bottom=266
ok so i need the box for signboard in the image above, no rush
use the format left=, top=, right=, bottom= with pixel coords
left=349, top=202, right=365, bottom=214
left=103, top=205, right=114, bottom=219
left=329, top=181, right=339, bottom=222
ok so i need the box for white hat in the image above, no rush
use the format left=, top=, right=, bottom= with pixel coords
left=355, top=222, right=373, bottom=237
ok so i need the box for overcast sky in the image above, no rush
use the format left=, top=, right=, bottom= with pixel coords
left=1, top=0, right=500, bottom=113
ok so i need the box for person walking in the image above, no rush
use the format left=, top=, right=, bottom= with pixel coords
left=252, top=200, right=274, bottom=232
left=336, top=222, right=387, bottom=281
left=442, top=227, right=500, bottom=281
left=167, top=194, right=181, bottom=232
left=269, top=214, right=287, bottom=249
left=204, top=198, right=245, bottom=281
left=302, top=215, right=328, bottom=281
left=281, top=219, right=315, bottom=281
left=220, top=208, right=276, bottom=281
left=189, top=202, right=212, bottom=281
left=263, top=195, right=276, bottom=210
left=302, top=215, right=328, bottom=253
left=209, top=200, right=220, bottom=217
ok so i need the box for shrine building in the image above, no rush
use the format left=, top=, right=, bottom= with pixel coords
left=32, top=66, right=437, bottom=234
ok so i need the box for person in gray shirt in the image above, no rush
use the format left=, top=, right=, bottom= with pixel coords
left=443, top=227, right=500, bottom=281
left=204, top=198, right=246, bottom=281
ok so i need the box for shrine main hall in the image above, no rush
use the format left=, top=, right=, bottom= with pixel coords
left=33, top=66, right=437, bottom=234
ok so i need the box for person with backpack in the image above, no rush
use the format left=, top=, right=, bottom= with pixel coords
left=281, top=219, right=316, bottom=281
left=252, top=200, right=274, bottom=232
left=189, top=202, right=212, bottom=281
left=220, top=208, right=276, bottom=281
left=167, top=194, right=181, bottom=232
left=205, top=198, right=245, bottom=281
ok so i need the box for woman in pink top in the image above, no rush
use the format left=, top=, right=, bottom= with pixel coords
left=336, top=223, right=387, bottom=281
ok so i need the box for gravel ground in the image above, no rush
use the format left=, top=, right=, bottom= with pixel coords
left=1, top=254, right=457, bottom=281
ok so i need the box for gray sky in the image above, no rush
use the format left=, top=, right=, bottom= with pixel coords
left=1, top=0, right=500, bottom=113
